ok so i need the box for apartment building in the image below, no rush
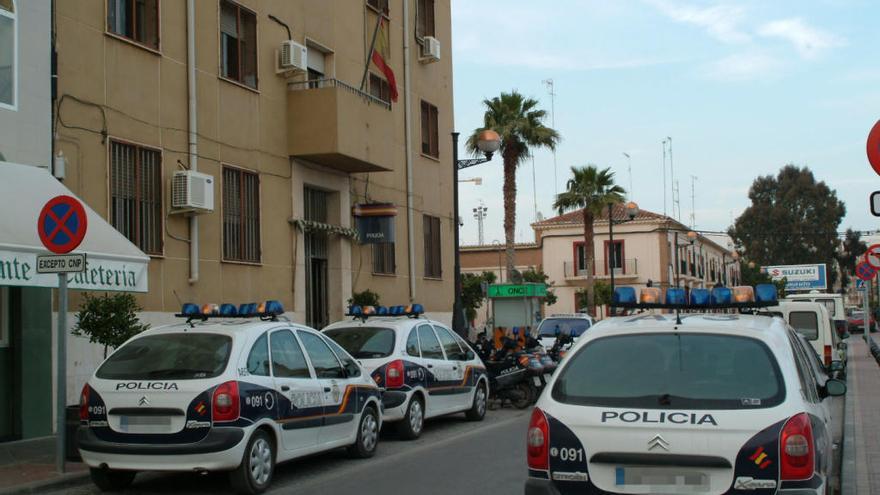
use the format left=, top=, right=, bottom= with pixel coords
left=54, top=0, right=455, bottom=334
left=462, top=204, right=741, bottom=326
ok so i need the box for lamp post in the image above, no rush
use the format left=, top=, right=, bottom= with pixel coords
left=608, top=201, right=639, bottom=299
left=673, top=230, right=697, bottom=287
left=452, top=130, right=501, bottom=338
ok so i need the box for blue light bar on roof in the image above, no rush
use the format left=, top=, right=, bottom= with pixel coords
left=181, top=303, right=200, bottom=316
left=666, top=288, right=686, bottom=305
left=239, top=303, right=258, bottom=316
left=711, top=287, right=732, bottom=305
left=263, top=300, right=284, bottom=316
left=376, top=306, right=389, bottom=316
left=689, top=288, right=711, bottom=306
left=219, top=304, right=238, bottom=316
left=613, top=287, right=637, bottom=305
left=755, top=284, right=778, bottom=304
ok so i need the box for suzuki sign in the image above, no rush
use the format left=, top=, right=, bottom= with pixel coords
left=763, top=264, right=827, bottom=291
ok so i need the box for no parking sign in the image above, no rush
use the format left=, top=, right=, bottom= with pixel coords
left=37, top=195, right=87, bottom=254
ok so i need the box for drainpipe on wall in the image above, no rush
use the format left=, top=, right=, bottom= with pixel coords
left=403, top=0, right=416, bottom=302
left=186, top=0, right=199, bottom=284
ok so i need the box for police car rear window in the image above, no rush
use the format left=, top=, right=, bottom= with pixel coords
left=96, top=333, right=232, bottom=380
left=537, top=318, right=591, bottom=338
left=789, top=311, right=819, bottom=340
left=323, top=327, right=395, bottom=359
left=552, top=333, right=785, bottom=409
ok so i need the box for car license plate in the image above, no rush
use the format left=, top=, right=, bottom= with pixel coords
left=532, top=376, right=543, bottom=387
left=616, top=467, right=709, bottom=490
left=119, top=415, right=171, bottom=428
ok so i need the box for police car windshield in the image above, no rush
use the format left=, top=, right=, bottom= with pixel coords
left=537, top=319, right=591, bottom=338
left=552, top=333, right=785, bottom=409
left=324, top=327, right=395, bottom=359
left=96, top=333, right=233, bottom=380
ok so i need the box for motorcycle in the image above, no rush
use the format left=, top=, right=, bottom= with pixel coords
left=483, top=338, right=534, bottom=409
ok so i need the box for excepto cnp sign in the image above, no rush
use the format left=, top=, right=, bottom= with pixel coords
left=763, top=264, right=827, bottom=291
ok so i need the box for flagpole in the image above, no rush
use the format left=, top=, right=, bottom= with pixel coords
left=360, top=12, right=384, bottom=92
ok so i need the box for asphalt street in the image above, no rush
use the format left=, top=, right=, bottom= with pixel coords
left=48, top=408, right=531, bottom=495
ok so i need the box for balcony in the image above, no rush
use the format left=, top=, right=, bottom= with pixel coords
left=563, top=259, right=639, bottom=280
left=287, top=79, right=394, bottom=173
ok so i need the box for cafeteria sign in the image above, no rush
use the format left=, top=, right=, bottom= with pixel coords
left=487, top=283, right=547, bottom=298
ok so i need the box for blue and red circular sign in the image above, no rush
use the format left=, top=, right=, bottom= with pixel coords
left=868, top=120, right=880, bottom=176
left=37, top=195, right=88, bottom=254
left=856, top=261, right=877, bottom=282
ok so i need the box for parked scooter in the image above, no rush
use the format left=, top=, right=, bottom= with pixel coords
left=483, top=337, right=534, bottom=409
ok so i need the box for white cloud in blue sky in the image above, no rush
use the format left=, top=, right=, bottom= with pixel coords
left=452, top=0, right=878, bottom=245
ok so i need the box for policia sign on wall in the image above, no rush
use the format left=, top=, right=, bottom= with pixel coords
left=352, top=203, right=397, bottom=244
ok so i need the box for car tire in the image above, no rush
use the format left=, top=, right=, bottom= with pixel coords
left=465, top=382, right=488, bottom=421
left=89, top=468, right=136, bottom=492
left=347, top=405, right=380, bottom=458
left=230, top=429, right=275, bottom=495
left=511, top=381, right=533, bottom=410
left=396, top=395, right=425, bottom=440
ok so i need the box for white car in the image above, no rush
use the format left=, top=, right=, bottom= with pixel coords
left=534, top=314, right=594, bottom=351
left=525, top=286, right=846, bottom=495
left=77, top=302, right=382, bottom=495
left=323, top=305, right=489, bottom=439
left=770, top=301, right=845, bottom=369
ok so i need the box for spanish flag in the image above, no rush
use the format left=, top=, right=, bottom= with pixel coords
left=371, top=17, right=398, bottom=102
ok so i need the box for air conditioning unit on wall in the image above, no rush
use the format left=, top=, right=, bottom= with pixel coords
left=278, top=40, right=307, bottom=73
left=172, top=171, right=214, bottom=213
left=420, top=36, right=441, bottom=63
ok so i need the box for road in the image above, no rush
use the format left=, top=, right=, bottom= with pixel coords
left=50, top=408, right=531, bottom=495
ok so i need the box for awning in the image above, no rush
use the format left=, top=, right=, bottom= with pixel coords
left=0, top=162, right=149, bottom=292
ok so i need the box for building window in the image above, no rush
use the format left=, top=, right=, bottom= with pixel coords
left=0, top=0, right=15, bottom=108
left=605, top=240, right=623, bottom=274
left=417, top=0, right=435, bottom=38
left=109, top=140, right=162, bottom=255
left=369, top=73, right=391, bottom=103
left=220, top=0, right=257, bottom=89
left=367, top=0, right=389, bottom=15
left=420, top=100, right=439, bottom=158
left=223, top=166, right=261, bottom=263
left=372, top=242, right=395, bottom=275
left=423, top=215, right=441, bottom=278
left=107, top=0, right=159, bottom=49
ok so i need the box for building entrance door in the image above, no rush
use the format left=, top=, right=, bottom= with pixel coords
left=0, top=288, right=14, bottom=441
left=304, top=188, right=330, bottom=329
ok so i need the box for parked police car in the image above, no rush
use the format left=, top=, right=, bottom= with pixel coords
left=78, top=302, right=382, bottom=495
left=535, top=313, right=594, bottom=351
left=526, top=285, right=846, bottom=495
left=323, top=304, right=488, bottom=439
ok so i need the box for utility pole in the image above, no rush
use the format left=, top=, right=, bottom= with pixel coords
left=473, top=202, right=488, bottom=246
left=673, top=180, right=681, bottom=222
left=531, top=155, right=539, bottom=221
left=662, top=140, right=668, bottom=217
left=622, top=152, right=633, bottom=199
left=667, top=136, right=675, bottom=220
left=690, top=175, right=697, bottom=228
left=542, top=78, right=558, bottom=197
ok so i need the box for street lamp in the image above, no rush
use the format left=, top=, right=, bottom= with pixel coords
left=608, top=201, right=639, bottom=299
left=451, top=129, right=501, bottom=338
left=672, top=230, right=697, bottom=287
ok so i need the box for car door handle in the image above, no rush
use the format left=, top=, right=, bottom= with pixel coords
left=281, top=385, right=290, bottom=392
left=427, top=364, right=433, bottom=369
left=324, top=387, right=332, bottom=393
left=452, top=366, right=458, bottom=370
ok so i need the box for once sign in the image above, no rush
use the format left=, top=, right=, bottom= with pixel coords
left=487, top=283, right=547, bottom=298
left=36, top=254, right=86, bottom=274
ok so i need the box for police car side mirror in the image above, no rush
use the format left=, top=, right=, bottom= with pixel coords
left=465, top=350, right=475, bottom=361
left=820, top=378, right=846, bottom=399
left=828, top=360, right=845, bottom=373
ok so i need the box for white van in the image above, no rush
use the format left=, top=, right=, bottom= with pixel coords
left=783, top=292, right=848, bottom=338
left=770, top=301, right=844, bottom=368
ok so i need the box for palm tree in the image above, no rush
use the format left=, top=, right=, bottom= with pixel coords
left=467, top=91, right=559, bottom=279
left=554, top=165, right=626, bottom=313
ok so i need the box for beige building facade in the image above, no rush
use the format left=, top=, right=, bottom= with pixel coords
left=462, top=205, right=741, bottom=326
left=54, top=0, right=455, bottom=330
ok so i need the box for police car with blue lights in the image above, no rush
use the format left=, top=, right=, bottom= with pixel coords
left=323, top=304, right=489, bottom=439
left=526, top=285, right=846, bottom=495
left=77, top=301, right=382, bottom=495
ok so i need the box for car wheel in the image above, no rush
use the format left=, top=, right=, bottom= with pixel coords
left=511, top=381, right=533, bottom=409
left=465, top=382, right=488, bottom=421
left=347, top=405, right=380, bottom=458
left=230, top=429, right=275, bottom=495
left=396, top=395, right=425, bottom=440
left=89, top=468, right=136, bottom=492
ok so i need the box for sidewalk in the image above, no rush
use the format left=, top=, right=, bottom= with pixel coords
left=0, top=436, right=88, bottom=495
left=843, top=336, right=880, bottom=494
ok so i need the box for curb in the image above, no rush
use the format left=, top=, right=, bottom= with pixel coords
left=841, top=342, right=856, bottom=495
left=0, top=470, right=90, bottom=495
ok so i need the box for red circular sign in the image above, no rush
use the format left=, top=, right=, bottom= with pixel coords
left=868, top=120, right=880, bottom=176
left=37, top=195, right=88, bottom=254
left=866, top=244, right=880, bottom=270
left=856, top=261, right=877, bottom=282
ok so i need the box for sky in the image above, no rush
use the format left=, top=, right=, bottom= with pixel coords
left=451, top=0, right=880, bottom=246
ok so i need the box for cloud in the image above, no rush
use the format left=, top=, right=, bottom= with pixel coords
left=645, top=0, right=750, bottom=43
left=757, top=18, right=844, bottom=59
left=703, top=51, right=781, bottom=81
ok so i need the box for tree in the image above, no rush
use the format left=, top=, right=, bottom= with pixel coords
left=837, top=228, right=867, bottom=289
left=468, top=91, right=559, bottom=278
left=738, top=262, right=787, bottom=298
left=347, top=289, right=381, bottom=307
left=520, top=268, right=557, bottom=306
left=553, top=166, right=626, bottom=313
left=729, top=165, right=846, bottom=287
left=576, top=280, right=612, bottom=310
left=73, top=293, right=149, bottom=358
left=461, top=271, right=496, bottom=322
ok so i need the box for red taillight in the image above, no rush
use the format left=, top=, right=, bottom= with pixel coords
left=212, top=381, right=240, bottom=422
left=527, top=408, right=549, bottom=470
left=823, top=345, right=832, bottom=367
left=79, top=384, right=90, bottom=421
left=780, top=412, right=814, bottom=480
left=386, top=360, right=405, bottom=389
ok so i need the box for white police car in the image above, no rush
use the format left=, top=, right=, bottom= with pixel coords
left=526, top=285, right=846, bottom=495
left=77, top=301, right=382, bottom=495
left=323, top=304, right=489, bottom=439
left=535, top=313, right=594, bottom=351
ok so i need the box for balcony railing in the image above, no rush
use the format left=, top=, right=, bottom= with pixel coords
left=564, top=259, right=639, bottom=279
left=287, top=78, right=394, bottom=173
